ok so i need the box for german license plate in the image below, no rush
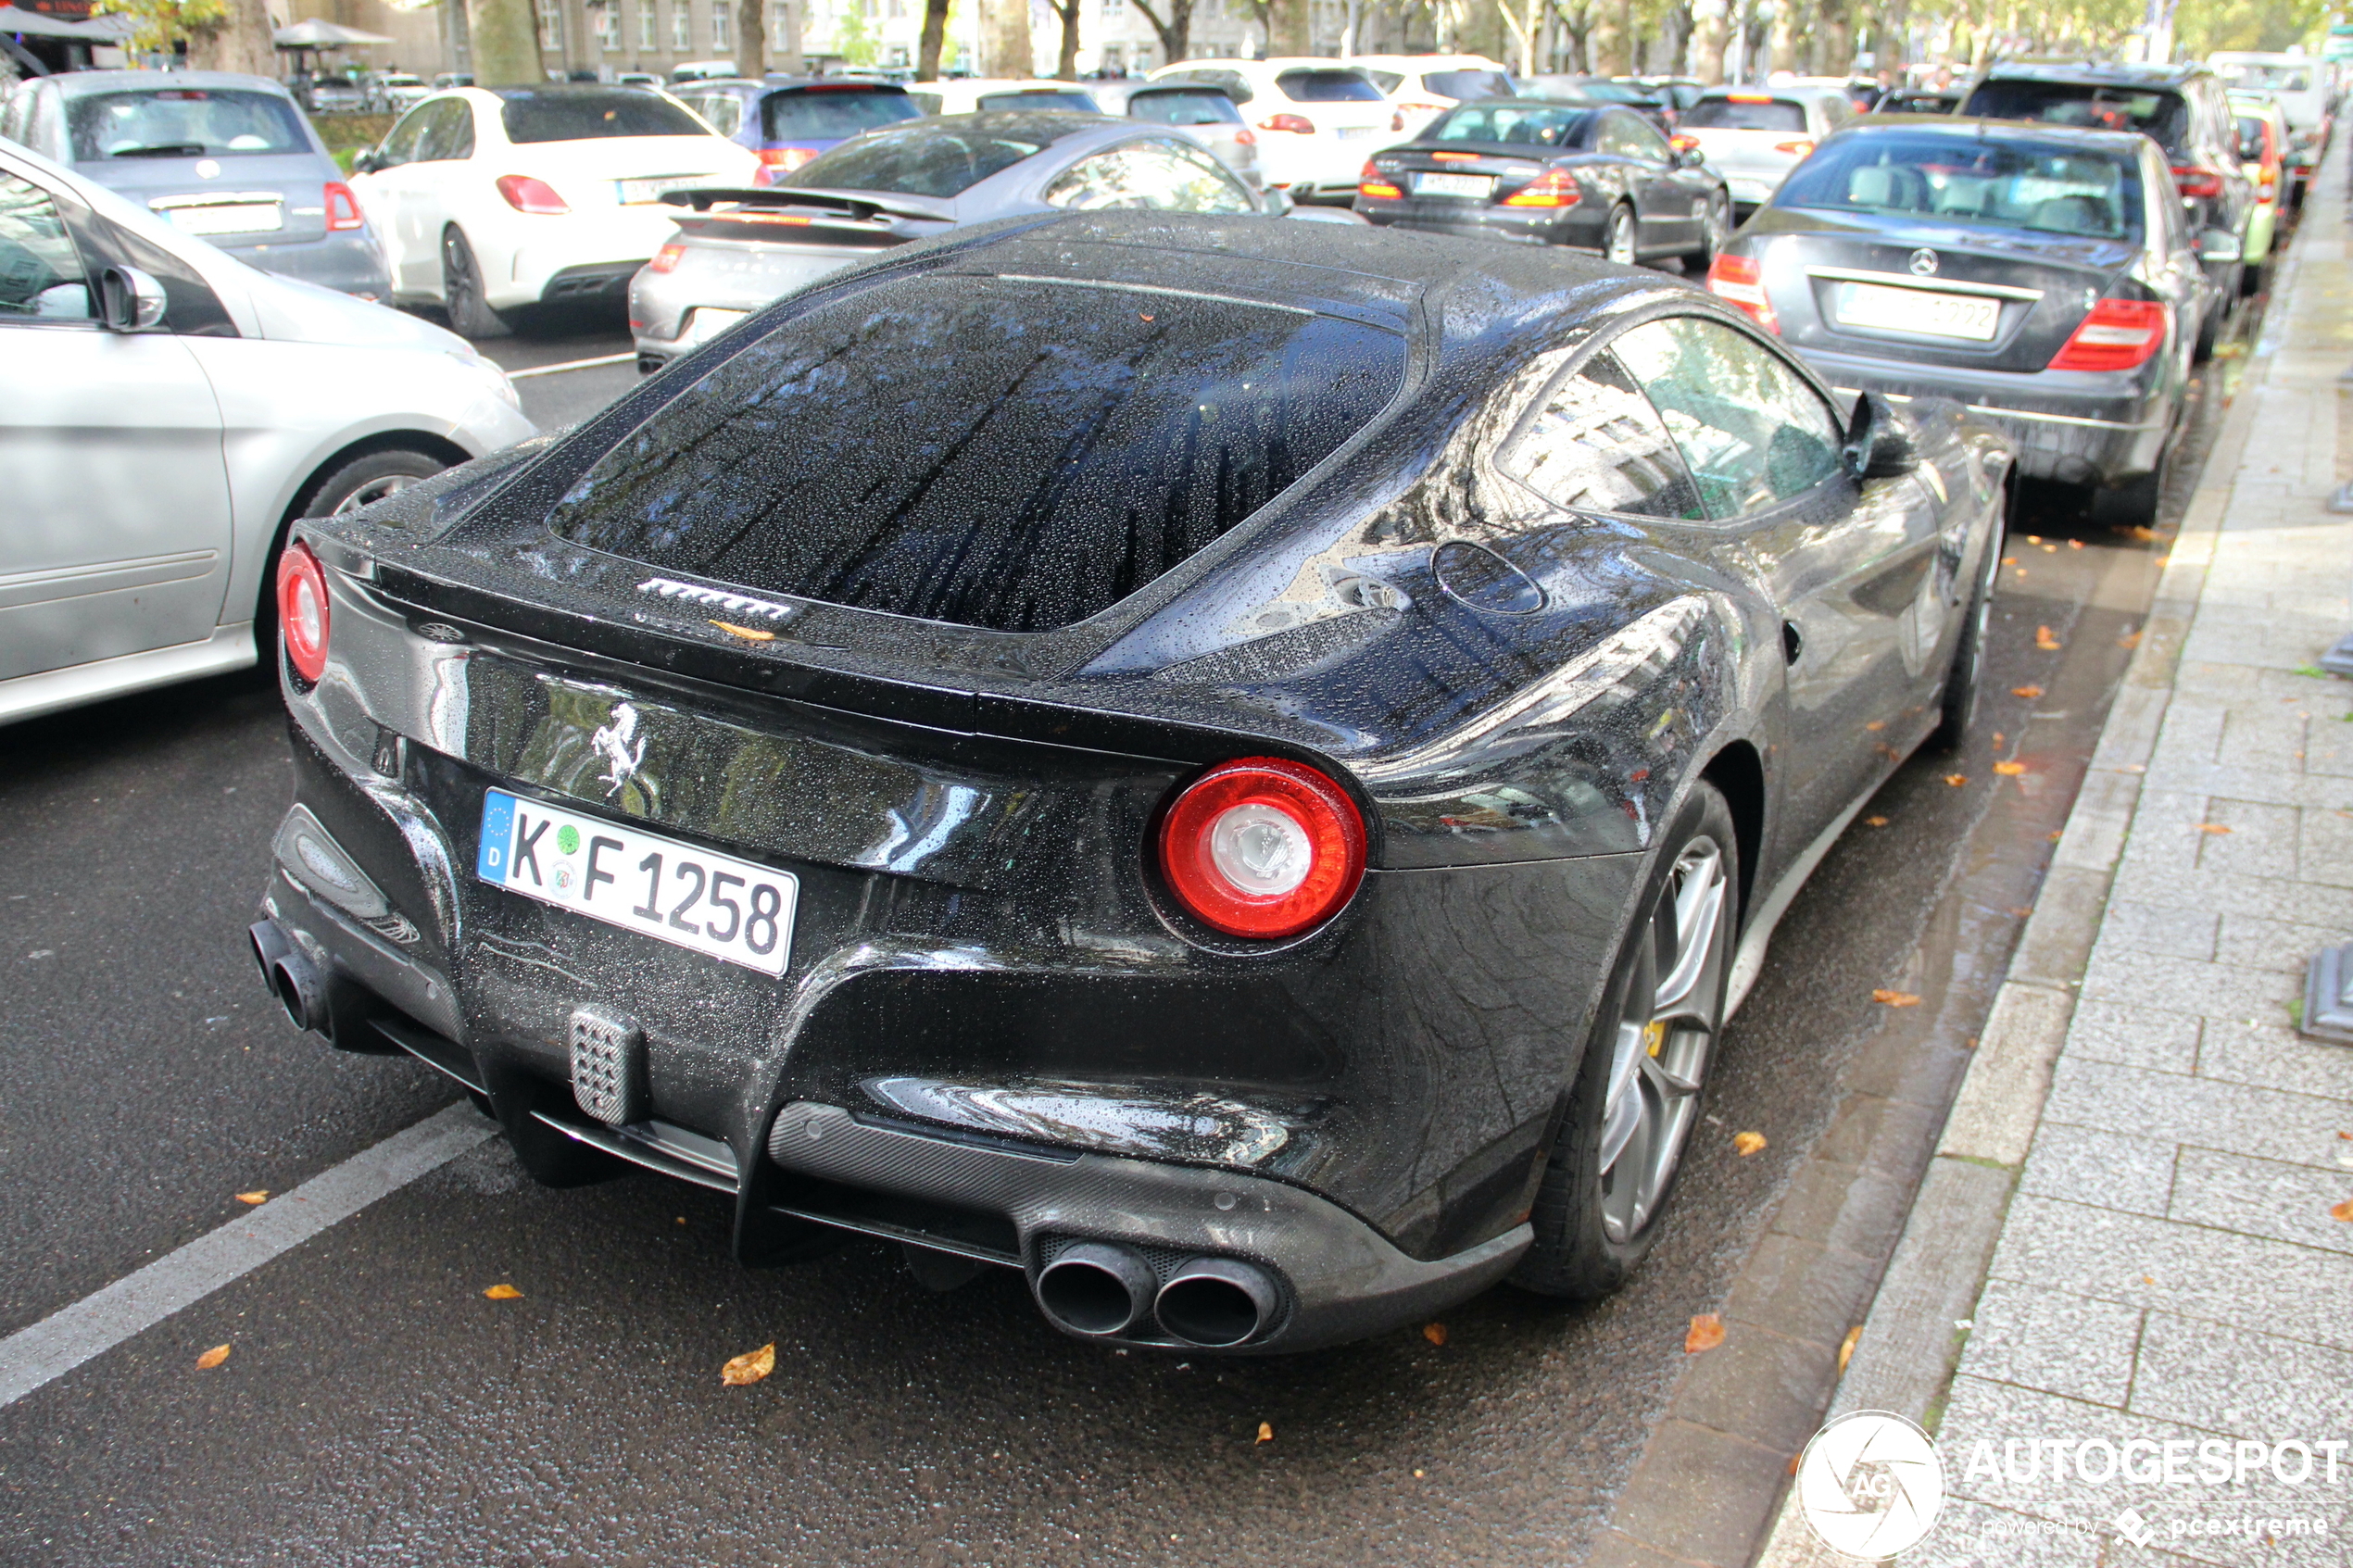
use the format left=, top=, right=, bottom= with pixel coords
left=682, top=306, right=748, bottom=345
left=475, top=790, right=797, bottom=975
left=1414, top=171, right=1492, bottom=198
left=1836, top=282, right=2001, bottom=341
left=618, top=173, right=713, bottom=204
left=163, top=202, right=283, bottom=236
left=1338, top=126, right=1380, bottom=141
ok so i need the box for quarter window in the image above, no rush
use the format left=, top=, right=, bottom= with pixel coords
left=1041, top=140, right=1256, bottom=213
left=0, top=172, right=91, bottom=322
left=1612, top=316, right=1846, bottom=519
left=1498, top=350, right=1702, bottom=519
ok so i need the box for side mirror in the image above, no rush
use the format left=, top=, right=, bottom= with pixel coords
left=1844, top=391, right=1919, bottom=480
left=351, top=149, right=384, bottom=174
left=97, top=265, right=166, bottom=332
left=2199, top=227, right=2241, bottom=262
left=1261, top=182, right=1295, bottom=217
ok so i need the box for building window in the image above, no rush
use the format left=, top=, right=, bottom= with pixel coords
left=596, top=4, right=620, bottom=49
left=673, top=2, right=691, bottom=47
left=536, top=0, right=563, bottom=49
left=712, top=5, right=731, bottom=49
left=771, top=1, right=788, bottom=44
left=639, top=0, right=657, bottom=45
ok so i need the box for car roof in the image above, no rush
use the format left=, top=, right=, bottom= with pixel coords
left=1975, top=58, right=2208, bottom=88
left=1696, top=83, right=1843, bottom=102
left=1347, top=54, right=1507, bottom=69
left=1838, top=114, right=2154, bottom=154
left=45, top=69, right=297, bottom=99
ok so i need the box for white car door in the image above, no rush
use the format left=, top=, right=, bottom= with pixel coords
left=0, top=167, right=233, bottom=683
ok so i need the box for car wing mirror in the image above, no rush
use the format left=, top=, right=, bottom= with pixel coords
left=98, top=265, right=167, bottom=332
left=1261, top=182, right=1294, bottom=217
left=352, top=149, right=384, bottom=174
left=1843, top=391, right=1919, bottom=481
left=2198, top=227, right=2242, bottom=262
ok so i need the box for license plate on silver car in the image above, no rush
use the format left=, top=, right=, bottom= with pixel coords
left=1835, top=282, right=2001, bottom=342
left=618, top=174, right=712, bottom=204
left=475, top=790, right=797, bottom=975
left=1414, top=171, right=1492, bottom=198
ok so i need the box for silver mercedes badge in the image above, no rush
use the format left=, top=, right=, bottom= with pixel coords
left=1908, top=247, right=1939, bottom=277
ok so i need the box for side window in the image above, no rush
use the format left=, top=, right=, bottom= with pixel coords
left=376, top=103, right=435, bottom=168
left=1041, top=140, right=1255, bottom=214
left=1613, top=316, right=1846, bottom=519
left=0, top=171, right=93, bottom=322
left=419, top=99, right=476, bottom=162
left=0, top=87, right=28, bottom=147
left=1498, top=349, right=1704, bottom=520
left=696, top=93, right=743, bottom=137
left=1621, top=116, right=1670, bottom=162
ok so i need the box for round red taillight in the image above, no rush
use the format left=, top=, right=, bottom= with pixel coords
left=1157, top=759, right=1365, bottom=939
left=276, top=540, right=331, bottom=684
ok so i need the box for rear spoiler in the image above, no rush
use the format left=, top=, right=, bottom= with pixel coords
left=659, top=186, right=945, bottom=225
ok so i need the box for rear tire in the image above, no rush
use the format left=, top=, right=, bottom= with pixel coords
left=255, top=445, right=452, bottom=659
left=1931, top=498, right=2005, bottom=752
left=2192, top=290, right=2222, bottom=362
left=1687, top=192, right=1730, bottom=268
left=441, top=226, right=511, bottom=340
left=1513, top=783, right=1738, bottom=1301
left=1604, top=204, right=1638, bottom=268
left=2090, top=440, right=2169, bottom=532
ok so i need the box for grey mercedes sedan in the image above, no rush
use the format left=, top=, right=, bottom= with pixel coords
left=0, top=69, right=391, bottom=303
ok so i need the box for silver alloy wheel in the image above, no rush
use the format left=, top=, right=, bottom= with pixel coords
left=333, top=474, right=422, bottom=514
left=1704, top=194, right=1730, bottom=257
left=1605, top=207, right=1637, bottom=266
left=1596, top=834, right=1729, bottom=1242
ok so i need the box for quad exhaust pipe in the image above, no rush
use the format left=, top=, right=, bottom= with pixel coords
left=1033, top=1242, right=1277, bottom=1348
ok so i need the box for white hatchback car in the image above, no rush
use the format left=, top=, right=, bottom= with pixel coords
left=1351, top=54, right=1516, bottom=138
left=1146, top=59, right=1395, bottom=198
left=349, top=83, right=757, bottom=336
left=0, top=140, right=535, bottom=727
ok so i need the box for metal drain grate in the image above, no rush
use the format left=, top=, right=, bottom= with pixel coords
left=568, top=1008, right=645, bottom=1125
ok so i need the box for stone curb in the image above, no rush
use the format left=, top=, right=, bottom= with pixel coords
left=1745, top=199, right=2296, bottom=1568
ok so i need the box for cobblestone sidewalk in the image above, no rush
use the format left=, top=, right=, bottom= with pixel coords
left=1758, top=154, right=2353, bottom=1567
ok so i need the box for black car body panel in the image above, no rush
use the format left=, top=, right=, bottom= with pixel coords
left=1714, top=119, right=2201, bottom=489
left=258, top=213, right=2010, bottom=1350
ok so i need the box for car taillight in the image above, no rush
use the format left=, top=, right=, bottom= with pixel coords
left=759, top=145, right=820, bottom=171
left=1157, top=759, right=1365, bottom=939
left=2171, top=165, right=2223, bottom=199
left=1772, top=138, right=1816, bottom=157
left=1259, top=113, right=1315, bottom=133
left=1705, top=251, right=1779, bottom=333
left=1502, top=168, right=1581, bottom=207
left=1670, top=132, right=1699, bottom=153
left=496, top=174, right=570, bottom=214
left=648, top=241, right=686, bottom=274
left=276, top=540, right=331, bottom=685
left=1233, top=127, right=1256, bottom=145
left=1358, top=158, right=1403, bottom=199
left=2048, top=297, right=2170, bottom=371
left=323, top=181, right=364, bottom=231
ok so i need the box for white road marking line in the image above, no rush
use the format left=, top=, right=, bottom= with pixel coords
left=506, top=352, right=636, bottom=380
left=0, top=1103, right=496, bottom=1409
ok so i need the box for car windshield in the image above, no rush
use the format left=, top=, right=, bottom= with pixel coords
left=1128, top=89, right=1243, bottom=127
left=761, top=86, right=922, bottom=141
left=1425, top=70, right=1515, bottom=99
left=547, top=274, right=1405, bottom=633
left=1962, top=81, right=2189, bottom=149
left=2216, top=61, right=2313, bottom=93
left=781, top=119, right=1056, bottom=195
left=66, top=88, right=308, bottom=160
left=1776, top=134, right=2143, bottom=240
left=498, top=88, right=708, bottom=142
left=1430, top=103, right=1592, bottom=146
left=1275, top=69, right=1384, bottom=103
left=976, top=90, right=1100, bottom=111
left=1681, top=95, right=1806, bottom=131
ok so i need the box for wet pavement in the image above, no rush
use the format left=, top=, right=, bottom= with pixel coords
left=0, top=284, right=2258, bottom=1565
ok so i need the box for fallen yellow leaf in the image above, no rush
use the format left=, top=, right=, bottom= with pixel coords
left=1873, top=989, right=1923, bottom=1007
left=722, top=1343, right=776, bottom=1386
left=1865, top=816, right=1889, bottom=827
left=2012, top=684, right=2044, bottom=698
left=1733, top=1131, right=1767, bottom=1157
left=195, top=1344, right=231, bottom=1370
left=2332, top=1198, right=2353, bottom=1223
left=2114, top=524, right=2158, bottom=542
left=1992, top=732, right=2004, bottom=746
left=1944, top=774, right=1968, bottom=787
left=2196, top=823, right=2233, bottom=835
left=2041, top=543, right=2057, bottom=553
left=2119, top=631, right=2143, bottom=649
left=234, top=1191, right=268, bottom=1206
left=2001, top=555, right=2018, bottom=564
left=484, top=1284, right=522, bottom=1300
left=1863, top=720, right=1885, bottom=732
left=2035, top=625, right=2062, bottom=650
left=1838, top=1325, right=1862, bottom=1373
left=1685, top=1313, right=1726, bottom=1353
left=2026, top=534, right=2043, bottom=545
left=1423, top=1322, right=1447, bottom=1347
left=1994, top=761, right=2026, bottom=776
left=1256, top=1421, right=1275, bottom=1444
left=2069, top=540, right=2083, bottom=550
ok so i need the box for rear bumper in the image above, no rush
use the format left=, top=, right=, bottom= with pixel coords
left=220, top=230, right=393, bottom=303
left=1804, top=345, right=2173, bottom=487
left=1356, top=200, right=1606, bottom=250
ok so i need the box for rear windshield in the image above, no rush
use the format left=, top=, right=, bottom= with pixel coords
left=782, top=121, right=1049, bottom=195
left=1129, top=88, right=1243, bottom=127
left=977, top=90, right=1100, bottom=112
left=1426, top=70, right=1515, bottom=100
left=1430, top=103, right=1592, bottom=147
left=2216, top=61, right=2313, bottom=93
left=67, top=89, right=307, bottom=161
left=500, top=89, right=706, bottom=143
left=547, top=275, right=1404, bottom=633
left=1776, top=134, right=2144, bottom=240
left=1276, top=69, right=1384, bottom=103
left=761, top=85, right=922, bottom=141
left=1681, top=95, right=1806, bottom=131
left=1962, top=81, right=2189, bottom=150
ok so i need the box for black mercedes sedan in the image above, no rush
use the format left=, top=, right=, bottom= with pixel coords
left=250, top=213, right=2010, bottom=1354
left=1706, top=119, right=2205, bottom=526
left=1354, top=97, right=1730, bottom=267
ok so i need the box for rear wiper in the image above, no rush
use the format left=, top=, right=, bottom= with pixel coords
left=107, top=144, right=208, bottom=158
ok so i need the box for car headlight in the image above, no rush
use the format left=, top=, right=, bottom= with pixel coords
left=448, top=345, right=522, bottom=410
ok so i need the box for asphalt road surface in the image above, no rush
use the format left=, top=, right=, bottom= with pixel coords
left=0, top=287, right=2251, bottom=1565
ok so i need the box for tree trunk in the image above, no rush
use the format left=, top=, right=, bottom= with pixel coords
left=1689, top=0, right=1725, bottom=81
left=1270, top=0, right=1309, bottom=55
left=1768, top=0, right=1795, bottom=72
left=735, top=0, right=767, bottom=78
left=917, top=0, right=952, bottom=75
left=1130, top=0, right=1194, bottom=62
left=1588, top=0, right=1623, bottom=72
left=982, top=0, right=1033, bottom=76
left=1051, top=0, right=1080, bottom=75
left=466, top=0, right=543, bottom=86
left=186, top=0, right=277, bottom=77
